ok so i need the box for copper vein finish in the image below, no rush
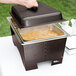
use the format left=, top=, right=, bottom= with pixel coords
left=10, top=1, right=67, bottom=71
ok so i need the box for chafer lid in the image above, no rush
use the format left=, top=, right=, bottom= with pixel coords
left=10, top=1, right=65, bottom=28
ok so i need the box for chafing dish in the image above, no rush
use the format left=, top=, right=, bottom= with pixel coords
left=7, top=1, right=69, bottom=71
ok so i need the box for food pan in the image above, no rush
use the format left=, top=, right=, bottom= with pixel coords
left=7, top=17, right=69, bottom=45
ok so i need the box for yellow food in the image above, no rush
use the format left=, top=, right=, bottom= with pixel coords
left=20, top=30, right=58, bottom=41
left=11, top=18, right=59, bottom=41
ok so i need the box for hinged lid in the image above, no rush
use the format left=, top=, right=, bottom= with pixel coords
left=11, top=1, right=65, bottom=28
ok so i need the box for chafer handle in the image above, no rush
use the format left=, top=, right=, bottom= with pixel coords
left=27, top=7, right=38, bottom=12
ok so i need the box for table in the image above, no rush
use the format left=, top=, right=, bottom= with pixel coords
left=0, top=36, right=76, bottom=76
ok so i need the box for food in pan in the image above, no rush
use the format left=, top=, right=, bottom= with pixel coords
left=20, top=30, right=58, bottom=41
left=11, top=18, right=64, bottom=41
left=11, top=18, right=18, bottom=27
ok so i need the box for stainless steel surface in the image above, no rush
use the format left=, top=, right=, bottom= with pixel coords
left=7, top=17, right=24, bottom=44
left=7, top=17, right=69, bottom=45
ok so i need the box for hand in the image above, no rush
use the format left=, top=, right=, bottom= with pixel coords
left=16, top=0, right=38, bottom=8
